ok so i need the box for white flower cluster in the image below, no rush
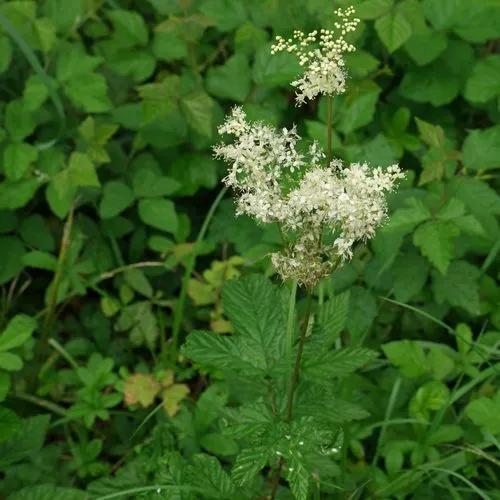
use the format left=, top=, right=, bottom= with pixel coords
left=214, top=108, right=404, bottom=288
left=271, top=6, right=360, bottom=105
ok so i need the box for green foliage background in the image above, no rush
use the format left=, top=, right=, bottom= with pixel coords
left=0, top=0, right=499, bottom=498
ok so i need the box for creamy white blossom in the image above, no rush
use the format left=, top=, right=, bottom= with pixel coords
left=271, top=6, right=360, bottom=104
left=214, top=108, right=404, bottom=288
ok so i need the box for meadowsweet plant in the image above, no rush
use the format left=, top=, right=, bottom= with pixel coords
left=216, top=6, right=402, bottom=290
left=184, top=5, right=403, bottom=499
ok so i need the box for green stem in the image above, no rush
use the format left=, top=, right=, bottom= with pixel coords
left=270, top=291, right=314, bottom=500
left=372, top=376, right=402, bottom=466
left=36, top=206, right=74, bottom=363
left=326, top=95, right=333, bottom=164
left=170, top=186, right=227, bottom=361
left=286, top=291, right=314, bottom=421
left=13, top=392, right=67, bottom=417
left=285, top=281, right=298, bottom=359
left=48, top=338, right=80, bottom=370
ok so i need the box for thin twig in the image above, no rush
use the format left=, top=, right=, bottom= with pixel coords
left=96, top=261, right=166, bottom=281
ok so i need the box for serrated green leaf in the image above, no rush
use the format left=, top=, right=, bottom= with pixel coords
left=436, top=198, right=465, bottom=220
left=382, top=198, right=431, bottom=234
left=0, top=179, right=40, bottom=210
left=0, top=236, right=25, bottom=285
left=347, top=286, right=377, bottom=339
left=465, top=392, right=500, bottom=434
left=222, top=275, right=285, bottom=367
left=296, top=387, right=369, bottom=423
left=107, top=49, right=156, bottom=82
left=432, top=260, right=480, bottom=315
left=409, top=381, right=449, bottom=422
left=405, top=30, right=448, bottom=66
left=5, top=100, right=35, bottom=141
left=422, top=0, right=461, bottom=30
left=453, top=1, right=500, bottom=43
left=206, top=54, right=251, bottom=102
left=167, top=154, right=217, bottom=196
left=464, top=55, right=500, bottom=103
left=107, top=9, right=149, bottom=47
left=124, top=268, right=153, bottom=298
left=200, top=0, right=247, bottom=32
left=319, top=291, right=350, bottom=349
left=357, top=0, right=393, bottom=20
left=183, top=331, right=245, bottom=370
left=382, top=340, right=428, bottom=378
left=0, top=407, right=21, bottom=444
left=0, top=414, right=50, bottom=468
left=188, top=454, right=235, bottom=497
left=375, top=11, right=412, bottom=53
left=415, top=118, right=445, bottom=148
left=413, top=221, right=459, bottom=274
left=138, top=198, right=178, bottom=234
left=64, top=72, right=111, bottom=113
left=232, top=446, right=268, bottom=486
left=99, top=181, right=135, bottom=219
left=0, top=352, right=22, bottom=371
left=392, top=253, right=429, bottom=302
left=22, top=251, right=57, bottom=271
left=462, top=125, right=500, bottom=171
left=304, top=347, right=377, bottom=382
left=181, top=91, right=215, bottom=139
left=253, top=46, right=301, bottom=88
left=3, top=142, right=38, bottom=181
left=7, top=484, right=87, bottom=500
left=287, top=457, right=309, bottom=500
left=152, top=31, right=187, bottom=61
left=336, top=81, right=381, bottom=134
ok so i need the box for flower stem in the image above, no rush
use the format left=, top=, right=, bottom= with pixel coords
left=270, top=290, right=314, bottom=499
left=286, top=291, right=314, bottom=421
left=170, top=186, right=227, bottom=362
left=285, top=280, right=298, bottom=359
left=326, top=95, right=333, bottom=164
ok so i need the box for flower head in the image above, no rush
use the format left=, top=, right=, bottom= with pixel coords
left=271, top=6, right=360, bottom=105
left=215, top=109, right=404, bottom=288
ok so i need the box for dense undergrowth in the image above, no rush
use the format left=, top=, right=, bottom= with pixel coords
left=0, top=0, right=499, bottom=498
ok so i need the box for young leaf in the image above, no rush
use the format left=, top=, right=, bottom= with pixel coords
left=409, top=381, right=450, bottom=422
